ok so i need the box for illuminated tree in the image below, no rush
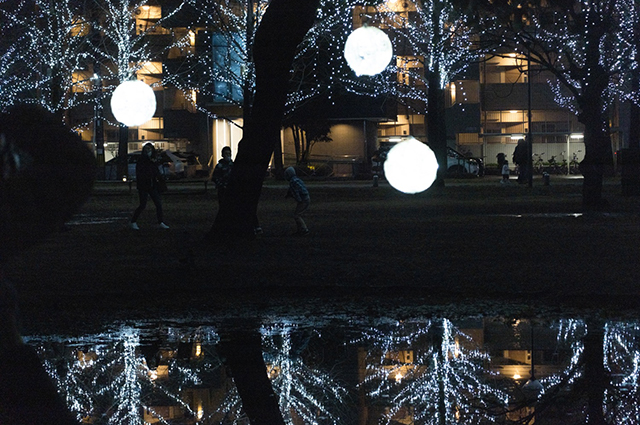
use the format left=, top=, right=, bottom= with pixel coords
left=162, top=0, right=270, bottom=117
left=357, top=319, right=508, bottom=424
left=0, top=0, right=92, bottom=117
left=290, top=0, right=478, bottom=175
left=477, top=0, right=637, bottom=207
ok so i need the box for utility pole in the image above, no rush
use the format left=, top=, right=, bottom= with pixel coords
left=118, top=123, right=129, bottom=180
left=527, top=52, right=533, bottom=187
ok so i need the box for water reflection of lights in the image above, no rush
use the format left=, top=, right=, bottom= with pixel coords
left=23, top=317, right=640, bottom=424
left=196, top=403, right=204, bottom=421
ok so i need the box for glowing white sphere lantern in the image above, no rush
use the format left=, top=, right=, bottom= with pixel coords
left=110, top=80, right=156, bottom=127
left=344, top=25, right=393, bottom=76
left=384, top=138, right=439, bottom=194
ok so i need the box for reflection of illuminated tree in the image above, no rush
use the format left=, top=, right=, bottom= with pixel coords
left=534, top=319, right=640, bottom=424
left=41, top=327, right=146, bottom=424
left=263, top=324, right=348, bottom=425
left=358, top=319, right=507, bottom=425
left=604, top=321, right=640, bottom=423
left=102, top=328, right=144, bottom=425
left=37, top=325, right=222, bottom=424
left=214, top=323, right=348, bottom=425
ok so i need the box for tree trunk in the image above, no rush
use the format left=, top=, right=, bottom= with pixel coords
left=629, top=74, right=640, bottom=150
left=118, top=124, right=129, bottom=179
left=427, top=72, right=447, bottom=187
left=577, top=18, right=613, bottom=209
left=427, top=4, right=447, bottom=187
left=272, top=139, right=284, bottom=179
left=577, top=94, right=613, bottom=209
left=218, top=320, right=285, bottom=425
left=583, top=321, right=606, bottom=425
left=206, top=0, right=320, bottom=240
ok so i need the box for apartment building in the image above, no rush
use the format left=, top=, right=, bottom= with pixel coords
left=69, top=1, right=621, bottom=177
left=447, top=54, right=592, bottom=171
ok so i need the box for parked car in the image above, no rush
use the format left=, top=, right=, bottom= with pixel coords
left=103, top=150, right=185, bottom=181
left=162, top=150, right=186, bottom=178
left=446, top=147, right=483, bottom=176
left=376, top=142, right=483, bottom=177
left=172, top=151, right=209, bottom=178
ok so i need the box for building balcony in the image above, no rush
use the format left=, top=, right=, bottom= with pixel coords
left=482, top=82, right=559, bottom=111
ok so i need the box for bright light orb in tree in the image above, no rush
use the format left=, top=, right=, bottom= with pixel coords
left=344, top=26, right=393, bottom=76
left=110, top=80, right=156, bottom=127
left=384, top=138, right=439, bottom=194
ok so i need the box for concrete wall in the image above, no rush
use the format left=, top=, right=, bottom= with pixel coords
left=281, top=121, right=367, bottom=164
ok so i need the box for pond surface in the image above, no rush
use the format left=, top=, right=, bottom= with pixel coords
left=25, top=312, right=640, bottom=424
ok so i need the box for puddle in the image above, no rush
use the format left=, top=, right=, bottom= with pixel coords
left=493, top=213, right=584, bottom=218
left=66, top=213, right=129, bottom=225
left=494, top=212, right=634, bottom=219
left=22, top=315, right=640, bottom=424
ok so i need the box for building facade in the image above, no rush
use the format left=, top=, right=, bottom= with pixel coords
left=68, top=1, right=624, bottom=178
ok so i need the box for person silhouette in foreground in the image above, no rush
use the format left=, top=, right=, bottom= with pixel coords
left=0, top=106, right=95, bottom=424
left=284, top=166, right=310, bottom=236
left=130, top=142, right=169, bottom=230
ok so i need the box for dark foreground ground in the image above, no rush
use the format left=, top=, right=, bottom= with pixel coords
left=5, top=175, right=640, bottom=334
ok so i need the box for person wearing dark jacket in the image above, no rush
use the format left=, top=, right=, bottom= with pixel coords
left=130, top=143, right=169, bottom=230
left=512, top=138, right=529, bottom=184
left=211, top=146, right=233, bottom=206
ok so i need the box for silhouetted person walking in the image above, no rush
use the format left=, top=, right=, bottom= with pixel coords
left=130, top=142, right=169, bottom=230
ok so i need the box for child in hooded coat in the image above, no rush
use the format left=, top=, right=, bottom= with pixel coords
left=284, top=167, right=310, bottom=235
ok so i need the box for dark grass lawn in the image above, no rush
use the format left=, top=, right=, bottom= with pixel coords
left=5, top=177, right=640, bottom=333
